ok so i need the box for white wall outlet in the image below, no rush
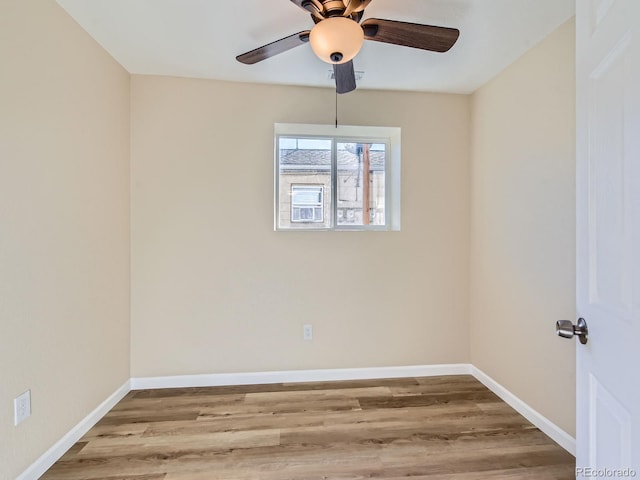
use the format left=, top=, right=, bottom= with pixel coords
left=303, top=324, right=313, bottom=341
left=14, top=390, right=31, bottom=426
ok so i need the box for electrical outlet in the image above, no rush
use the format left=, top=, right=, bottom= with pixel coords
left=303, top=324, right=313, bottom=341
left=14, top=390, right=31, bottom=426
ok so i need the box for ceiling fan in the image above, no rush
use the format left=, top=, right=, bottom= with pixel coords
left=236, top=0, right=460, bottom=94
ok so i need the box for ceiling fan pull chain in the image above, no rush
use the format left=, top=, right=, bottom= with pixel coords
left=335, top=88, right=338, bottom=128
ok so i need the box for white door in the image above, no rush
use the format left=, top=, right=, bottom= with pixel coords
left=575, top=0, right=640, bottom=475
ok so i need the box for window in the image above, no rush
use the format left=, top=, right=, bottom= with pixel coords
left=275, top=124, right=401, bottom=231
left=291, top=185, right=324, bottom=223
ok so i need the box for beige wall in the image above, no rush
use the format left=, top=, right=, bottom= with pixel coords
left=0, top=1, right=130, bottom=478
left=130, top=76, right=471, bottom=376
left=470, top=19, right=576, bottom=435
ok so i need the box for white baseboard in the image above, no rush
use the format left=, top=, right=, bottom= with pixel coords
left=130, top=363, right=473, bottom=390
left=16, top=379, right=131, bottom=480
left=470, top=366, right=576, bottom=456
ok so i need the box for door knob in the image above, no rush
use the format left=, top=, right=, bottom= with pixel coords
left=556, top=318, right=588, bottom=344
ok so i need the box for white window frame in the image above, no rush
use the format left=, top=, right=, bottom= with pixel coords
left=275, top=123, right=401, bottom=231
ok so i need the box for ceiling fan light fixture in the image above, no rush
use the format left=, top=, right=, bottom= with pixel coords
left=309, top=17, right=364, bottom=64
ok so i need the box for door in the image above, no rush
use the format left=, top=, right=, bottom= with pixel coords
left=576, top=0, right=640, bottom=474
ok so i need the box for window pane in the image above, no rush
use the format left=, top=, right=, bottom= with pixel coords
left=278, top=137, right=331, bottom=228
left=336, top=142, right=386, bottom=226
left=292, top=186, right=322, bottom=205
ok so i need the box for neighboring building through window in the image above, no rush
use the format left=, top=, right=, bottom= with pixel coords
left=275, top=124, right=401, bottom=231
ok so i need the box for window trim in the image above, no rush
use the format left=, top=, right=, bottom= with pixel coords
left=274, top=124, right=401, bottom=232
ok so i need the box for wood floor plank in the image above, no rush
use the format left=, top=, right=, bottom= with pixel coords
left=147, top=412, right=326, bottom=436
left=90, top=475, right=167, bottom=480
left=76, top=429, right=281, bottom=458
left=197, top=397, right=362, bottom=417
left=111, top=393, right=246, bottom=413
left=244, top=385, right=393, bottom=402
left=80, top=423, right=149, bottom=441
left=358, top=390, right=501, bottom=409
left=41, top=375, right=575, bottom=479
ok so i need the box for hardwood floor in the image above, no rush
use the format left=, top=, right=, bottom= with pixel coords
left=41, top=375, right=575, bottom=479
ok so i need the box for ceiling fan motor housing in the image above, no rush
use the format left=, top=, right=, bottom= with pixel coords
left=301, top=0, right=346, bottom=17
left=322, top=0, right=348, bottom=16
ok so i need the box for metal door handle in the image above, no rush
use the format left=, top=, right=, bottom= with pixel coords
left=556, top=318, right=588, bottom=344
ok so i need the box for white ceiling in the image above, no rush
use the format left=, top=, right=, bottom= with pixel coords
left=55, top=0, right=575, bottom=94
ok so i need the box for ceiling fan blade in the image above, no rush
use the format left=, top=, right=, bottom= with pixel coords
left=361, top=18, right=459, bottom=53
left=236, top=31, right=311, bottom=65
left=333, top=60, right=357, bottom=94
